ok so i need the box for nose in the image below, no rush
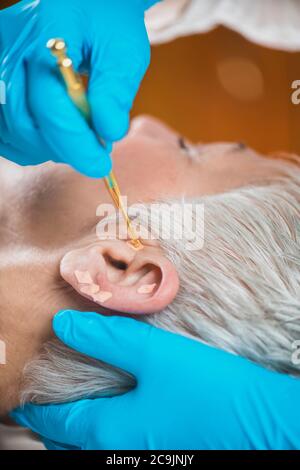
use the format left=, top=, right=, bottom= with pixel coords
left=129, top=115, right=179, bottom=143
left=196, top=142, right=242, bottom=156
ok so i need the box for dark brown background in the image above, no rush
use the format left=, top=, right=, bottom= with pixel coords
left=2, top=0, right=300, bottom=154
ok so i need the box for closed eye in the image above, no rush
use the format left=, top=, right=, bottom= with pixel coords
left=178, top=137, right=199, bottom=160
left=178, top=136, right=189, bottom=151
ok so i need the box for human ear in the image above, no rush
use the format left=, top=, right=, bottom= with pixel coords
left=60, top=240, right=179, bottom=314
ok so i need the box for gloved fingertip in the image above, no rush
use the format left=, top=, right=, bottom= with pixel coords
left=67, top=145, right=112, bottom=178
left=53, top=310, right=103, bottom=342
left=104, top=114, right=129, bottom=142
left=92, top=104, right=130, bottom=143
left=53, top=310, right=74, bottom=339
left=81, top=153, right=112, bottom=178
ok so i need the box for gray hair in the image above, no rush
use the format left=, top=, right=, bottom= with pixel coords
left=21, top=166, right=300, bottom=405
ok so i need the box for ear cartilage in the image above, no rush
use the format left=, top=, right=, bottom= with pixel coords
left=137, top=284, right=157, bottom=295
left=92, top=291, right=113, bottom=303
left=75, top=270, right=93, bottom=285
left=80, top=284, right=100, bottom=296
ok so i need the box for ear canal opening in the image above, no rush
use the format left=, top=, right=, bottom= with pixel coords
left=103, top=253, right=128, bottom=271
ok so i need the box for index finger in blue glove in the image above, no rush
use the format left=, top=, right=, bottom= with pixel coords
left=53, top=310, right=155, bottom=378
left=87, top=2, right=151, bottom=141
left=26, top=46, right=112, bottom=178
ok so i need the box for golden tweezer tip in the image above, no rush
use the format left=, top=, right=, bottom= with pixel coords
left=128, top=239, right=144, bottom=250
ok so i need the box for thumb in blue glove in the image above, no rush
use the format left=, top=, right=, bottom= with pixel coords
left=0, top=0, right=158, bottom=177
left=11, top=310, right=300, bottom=450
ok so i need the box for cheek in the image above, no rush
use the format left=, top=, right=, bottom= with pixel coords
left=113, top=143, right=181, bottom=201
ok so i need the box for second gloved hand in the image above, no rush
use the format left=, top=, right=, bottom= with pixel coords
left=11, top=310, right=300, bottom=450
left=0, top=0, right=158, bottom=177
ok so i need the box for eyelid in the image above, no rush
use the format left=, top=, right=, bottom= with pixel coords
left=178, top=137, right=199, bottom=159
left=178, top=136, right=188, bottom=150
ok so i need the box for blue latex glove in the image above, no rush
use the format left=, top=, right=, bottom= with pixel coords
left=11, top=310, right=300, bottom=450
left=0, top=0, right=158, bottom=177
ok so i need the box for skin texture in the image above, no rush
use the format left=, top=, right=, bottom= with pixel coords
left=0, top=115, right=294, bottom=415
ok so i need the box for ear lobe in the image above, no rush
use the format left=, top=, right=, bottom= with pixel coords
left=60, top=240, right=179, bottom=314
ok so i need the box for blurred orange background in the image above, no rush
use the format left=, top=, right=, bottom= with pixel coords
left=132, top=26, right=300, bottom=155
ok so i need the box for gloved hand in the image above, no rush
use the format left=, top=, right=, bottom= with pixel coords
left=0, top=0, right=158, bottom=177
left=11, top=310, right=300, bottom=450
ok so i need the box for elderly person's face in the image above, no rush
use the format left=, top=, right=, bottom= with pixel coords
left=0, top=116, right=292, bottom=415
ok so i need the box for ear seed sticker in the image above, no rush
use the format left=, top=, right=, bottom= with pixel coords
left=80, top=284, right=100, bottom=296
left=75, top=270, right=93, bottom=285
left=92, top=291, right=113, bottom=303
left=137, top=284, right=157, bottom=294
